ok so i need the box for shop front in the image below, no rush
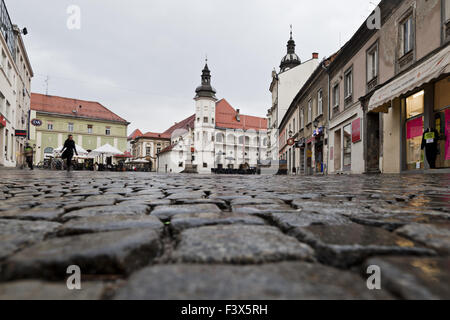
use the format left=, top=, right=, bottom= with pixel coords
left=367, top=45, right=450, bottom=172
left=313, top=127, right=325, bottom=174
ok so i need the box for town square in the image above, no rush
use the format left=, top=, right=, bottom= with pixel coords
left=0, top=0, right=449, bottom=303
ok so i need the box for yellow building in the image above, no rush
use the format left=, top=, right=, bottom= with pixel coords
left=29, top=93, right=129, bottom=165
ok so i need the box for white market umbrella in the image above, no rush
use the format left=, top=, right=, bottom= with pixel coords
left=90, top=144, right=123, bottom=157
left=53, top=144, right=88, bottom=155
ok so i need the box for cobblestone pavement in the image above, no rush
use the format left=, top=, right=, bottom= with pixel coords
left=0, top=169, right=449, bottom=300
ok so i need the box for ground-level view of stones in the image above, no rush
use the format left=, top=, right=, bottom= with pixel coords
left=0, top=169, right=449, bottom=300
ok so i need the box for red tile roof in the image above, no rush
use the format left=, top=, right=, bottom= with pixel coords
left=162, top=114, right=196, bottom=137
left=215, top=99, right=267, bottom=131
left=31, top=93, right=128, bottom=124
left=158, top=143, right=178, bottom=155
left=141, top=132, right=171, bottom=139
left=128, top=129, right=143, bottom=140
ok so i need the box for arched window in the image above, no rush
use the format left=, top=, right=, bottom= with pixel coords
left=216, top=133, right=224, bottom=143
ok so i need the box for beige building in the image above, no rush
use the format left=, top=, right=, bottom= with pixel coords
left=279, top=55, right=335, bottom=175
left=0, top=0, right=33, bottom=167
left=129, top=130, right=171, bottom=171
left=363, top=0, right=450, bottom=173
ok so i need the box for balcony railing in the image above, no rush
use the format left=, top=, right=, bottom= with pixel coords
left=0, top=0, right=15, bottom=61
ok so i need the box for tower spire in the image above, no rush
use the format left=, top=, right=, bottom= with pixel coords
left=195, top=58, right=217, bottom=100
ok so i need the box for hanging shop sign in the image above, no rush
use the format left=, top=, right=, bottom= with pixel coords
left=287, top=138, right=295, bottom=146
left=31, top=119, right=43, bottom=127
left=0, top=115, right=6, bottom=127
left=352, top=118, right=361, bottom=143
left=15, top=130, right=27, bottom=137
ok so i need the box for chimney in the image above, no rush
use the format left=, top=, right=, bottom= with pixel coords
left=312, top=52, right=319, bottom=59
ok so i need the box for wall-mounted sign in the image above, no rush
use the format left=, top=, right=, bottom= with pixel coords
left=15, top=130, right=27, bottom=137
left=352, top=118, right=361, bottom=143
left=31, top=119, right=43, bottom=127
left=0, top=115, right=6, bottom=127
left=287, top=138, right=295, bottom=146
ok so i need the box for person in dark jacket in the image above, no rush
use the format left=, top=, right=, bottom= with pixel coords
left=61, top=135, right=78, bottom=171
left=421, top=127, right=440, bottom=169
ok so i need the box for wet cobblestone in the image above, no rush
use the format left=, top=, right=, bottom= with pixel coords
left=0, top=169, right=449, bottom=299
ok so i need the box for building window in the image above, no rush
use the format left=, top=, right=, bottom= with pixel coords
left=317, top=90, right=323, bottom=116
left=105, top=127, right=111, bottom=135
left=87, top=125, right=93, bottom=134
left=197, top=118, right=200, bottom=123
left=367, top=43, right=379, bottom=90
left=445, top=0, right=450, bottom=40
left=333, top=84, right=340, bottom=109
left=203, top=117, right=208, bottom=123
left=307, top=100, right=312, bottom=124
left=203, top=163, right=208, bottom=168
left=300, top=109, right=304, bottom=129
left=400, top=16, right=414, bottom=56
left=293, top=118, right=296, bottom=133
left=68, top=123, right=74, bottom=132
left=47, top=122, right=54, bottom=131
left=146, top=146, right=151, bottom=156
left=211, top=118, right=214, bottom=124
left=344, top=68, right=353, bottom=103
left=179, top=162, right=183, bottom=167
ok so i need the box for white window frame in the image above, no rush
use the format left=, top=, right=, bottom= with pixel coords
left=317, top=89, right=323, bottom=116
left=401, top=16, right=414, bottom=56
left=300, top=109, right=304, bottom=129
left=367, top=44, right=378, bottom=82
left=87, top=125, right=93, bottom=134
left=47, top=122, right=54, bottom=131
left=307, top=100, right=312, bottom=124
left=68, top=122, right=74, bottom=132
left=344, top=68, right=353, bottom=99
left=105, top=127, right=111, bottom=136
left=333, top=84, right=340, bottom=108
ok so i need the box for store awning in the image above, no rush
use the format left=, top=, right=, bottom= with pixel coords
left=368, top=45, right=450, bottom=113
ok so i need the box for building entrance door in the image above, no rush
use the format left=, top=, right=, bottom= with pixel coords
left=366, top=112, right=381, bottom=173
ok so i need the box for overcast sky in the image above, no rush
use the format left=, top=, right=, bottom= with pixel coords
left=8, top=0, right=380, bottom=134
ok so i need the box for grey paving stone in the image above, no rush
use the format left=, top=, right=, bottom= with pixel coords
left=58, top=215, right=164, bottom=236
left=230, top=198, right=285, bottom=206
left=1, top=229, right=162, bottom=280
left=289, top=224, right=436, bottom=268
left=62, top=204, right=149, bottom=220
left=166, top=192, right=206, bottom=200
left=0, top=208, right=65, bottom=221
left=0, top=280, right=106, bottom=300
left=232, top=204, right=294, bottom=216
left=151, top=204, right=221, bottom=220
left=170, top=212, right=266, bottom=232
left=114, top=262, right=392, bottom=300
left=395, top=223, right=450, bottom=255
left=172, top=225, right=314, bottom=264
left=64, top=199, right=117, bottom=212
left=270, top=211, right=351, bottom=231
left=0, top=219, right=61, bottom=261
left=364, top=257, right=450, bottom=299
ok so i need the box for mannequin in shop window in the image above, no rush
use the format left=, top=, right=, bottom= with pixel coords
left=421, top=127, right=440, bottom=169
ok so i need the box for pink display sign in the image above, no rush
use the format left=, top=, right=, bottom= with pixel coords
left=446, top=109, right=450, bottom=161
left=406, top=117, right=423, bottom=140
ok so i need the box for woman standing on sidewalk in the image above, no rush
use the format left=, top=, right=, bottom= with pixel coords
left=61, top=135, right=78, bottom=171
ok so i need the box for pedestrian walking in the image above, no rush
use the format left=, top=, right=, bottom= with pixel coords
left=61, top=135, right=78, bottom=171
left=24, top=143, right=34, bottom=170
left=421, top=127, right=440, bottom=169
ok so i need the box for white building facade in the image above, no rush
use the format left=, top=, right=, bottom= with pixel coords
left=267, top=30, right=319, bottom=160
left=158, top=63, right=268, bottom=174
left=0, top=1, right=33, bottom=167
